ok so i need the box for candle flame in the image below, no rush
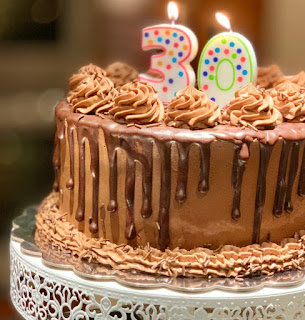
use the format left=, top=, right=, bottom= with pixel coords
left=168, top=1, right=179, bottom=23
left=215, top=12, right=231, bottom=31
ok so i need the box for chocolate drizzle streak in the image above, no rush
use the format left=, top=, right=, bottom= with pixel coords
left=75, top=128, right=86, bottom=223
left=125, top=155, right=136, bottom=240
left=139, top=139, right=153, bottom=219
left=175, top=143, right=190, bottom=203
left=273, top=141, right=292, bottom=217
left=273, top=141, right=301, bottom=216
left=298, top=144, right=305, bottom=196
left=105, top=134, right=118, bottom=213
left=66, top=123, right=75, bottom=213
left=231, top=144, right=248, bottom=220
left=54, top=100, right=305, bottom=250
left=74, top=127, right=100, bottom=234
left=157, top=141, right=172, bottom=251
left=285, top=142, right=300, bottom=213
left=252, top=144, right=273, bottom=244
left=52, top=119, right=65, bottom=192
left=66, top=124, right=75, bottom=191
left=198, top=144, right=210, bottom=194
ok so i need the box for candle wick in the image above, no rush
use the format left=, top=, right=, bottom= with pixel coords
left=170, top=18, right=176, bottom=25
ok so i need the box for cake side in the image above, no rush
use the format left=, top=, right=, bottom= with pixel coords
left=53, top=99, right=305, bottom=251
left=36, top=192, right=305, bottom=278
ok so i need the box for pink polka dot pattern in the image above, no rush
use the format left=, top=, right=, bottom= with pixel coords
left=139, top=25, right=198, bottom=103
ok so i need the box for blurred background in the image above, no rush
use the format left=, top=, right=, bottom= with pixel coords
left=1, top=0, right=304, bottom=318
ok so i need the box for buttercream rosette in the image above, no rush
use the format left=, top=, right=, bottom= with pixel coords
left=109, top=81, right=164, bottom=124
left=270, top=81, right=305, bottom=122
left=69, top=63, right=107, bottom=91
left=222, top=83, right=283, bottom=129
left=257, top=64, right=283, bottom=89
left=67, top=73, right=118, bottom=115
left=165, top=85, right=221, bottom=129
left=106, top=62, right=138, bottom=89
left=275, top=71, right=305, bottom=87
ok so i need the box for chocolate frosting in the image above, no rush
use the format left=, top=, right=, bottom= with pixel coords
left=165, top=85, right=221, bottom=129
left=271, top=81, right=305, bottom=122
left=222, top=84, right=283, bottom=129
left=276, top=71, right=305, bottom=87
left=53, top=100, right=305, bottom=254
left=69, top=63, right=107, bottom=90
left=110, top=81, right=164, bottom=124
left=67, top=74, right=118, bottom=115
left=36, top=193, right=305, bottom=278
left=257, top=65, right=283, bottom=89
left=106, top=62, right=138, bottom=89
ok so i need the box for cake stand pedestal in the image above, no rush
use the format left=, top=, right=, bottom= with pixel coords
left=10, top=238, right=305, bottom=320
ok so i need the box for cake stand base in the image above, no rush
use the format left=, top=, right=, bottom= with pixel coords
left=10, top=239, right=305, bottom=320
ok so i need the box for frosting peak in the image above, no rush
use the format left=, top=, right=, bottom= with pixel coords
left=222, top=84, right=283, bottom=129
left=69, top=64, right=107, bottom=90
left=257, top=64, right=283, bottom=89
left=165, top=85, right=221, bottom=129
left=106, top=62, right=138, bottom=89
left=109, top=81, right=164, bottom=124
left=276, top=71, right=305, bottom=87
left=67, top=73, right=118, bottom=115
left=271, top=81, right=305, bottom=122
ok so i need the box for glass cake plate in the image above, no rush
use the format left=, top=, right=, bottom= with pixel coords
left=11, top=206, right=305, bottom=293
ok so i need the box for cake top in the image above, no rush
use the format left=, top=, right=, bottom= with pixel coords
left=257, top=64, right=283, bottom=89
left=110, top=81, right=164, bottom=125
left=105, top=62, right=138, bottom=89
left=66, top=63, right=305, bottom=130
left=222, top=84, right=283, bottom=129
left=67, top=66, right=118, bottom=115
left=165, top=85, right=220, bottom=129
left=271, top=81, right=305, bottom=122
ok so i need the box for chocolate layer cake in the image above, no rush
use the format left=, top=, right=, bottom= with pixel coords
left=36, top=63, right=305, bottom=278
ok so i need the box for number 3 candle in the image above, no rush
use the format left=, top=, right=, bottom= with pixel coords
left=198, top=13, right=257, bottom=108
left=139, top=2, right=198, bottom=103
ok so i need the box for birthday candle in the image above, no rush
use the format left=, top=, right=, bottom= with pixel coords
left=139, top=2, right=198, bottom=103
left=197, top=13, right=257, bottom=108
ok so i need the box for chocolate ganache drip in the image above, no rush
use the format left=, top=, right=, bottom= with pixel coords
left=55, top=98, right=305, bottom=251
left=271, top=81, right=305, bottom=122
left=68, top=73, right=118, bottom=115
left=257, top=64, right=283, bottom=89
left=106, top=62, right=138, bottom=89
left=252, top=144, right=273, bottom=243
left=165, top=85, right=221, bottom=129
left=231, top=143, right=249, bottom=220
left=222, top=84, right=283, bottom=129
left=110, top=81, right=164, bottom=124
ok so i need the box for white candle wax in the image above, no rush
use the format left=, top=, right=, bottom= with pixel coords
left=197, top=31, right=257, bottom=108
left=139, top=24, right=198, bottom=103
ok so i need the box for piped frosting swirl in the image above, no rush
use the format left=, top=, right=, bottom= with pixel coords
left=165, top=85, right=220, bottom=129
left=271, top=81, right=305, bottom=122
left=69, top=64, right=107, bottom=90
left=276, top=71, right=305, bottom=87
left=106, top=62, right=138, bottom=89
left=67, top=74, right=118, bottom=115
left=257, top=64, right=283, bottom=89
left=110, top=81, right=164, bottom=124
left=222, top=84, right=283, bottom=129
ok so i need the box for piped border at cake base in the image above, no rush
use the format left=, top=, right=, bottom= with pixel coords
left=36, top=192, right=305, bottom=279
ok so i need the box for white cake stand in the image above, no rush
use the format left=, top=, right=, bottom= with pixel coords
left=10, top=237, right=305, bottom=320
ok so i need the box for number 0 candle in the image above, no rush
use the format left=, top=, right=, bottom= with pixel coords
left=198, top=13, right=257, bottom=108
left=139, top=2, right=198, bottom=103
